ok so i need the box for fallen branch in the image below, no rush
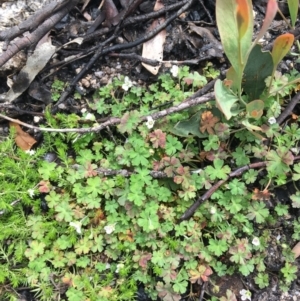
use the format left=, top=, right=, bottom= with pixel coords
left=179, top=155, right=300, bottom=222
left=0, top=0, right=80, bottom=67
left=0, top=0, right=70, bottom=43
left=0, top=91, right=214, bottom=132
left=52, top=0, right=193, bottom=111
left=276, top=90, right=300, bottom=125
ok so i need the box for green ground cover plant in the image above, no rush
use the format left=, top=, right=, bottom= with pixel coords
left=0, top=62, right=300, bottom=300
left=1, top=0, right=300, bottom=300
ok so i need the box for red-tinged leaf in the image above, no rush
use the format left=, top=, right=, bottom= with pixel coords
left=272, top=33, right=295, bottom=67
left=200, top=111, right=220, bottom=134
left=148, top=129, right=166, bottom=148
left=216, top=0, right=253, bottom=76
left=38, top=180, right=51, bottom=193
left=252, top=188, right=271, bottom=201
left=189, top=264, right=213, bottom=284
left=236, top=0, right=250, bottom=39
left=138, top=252, right=152, bottom=269
left=246, top=99, right=264, bottom=119
left=255, top=0, right=278, bottom=44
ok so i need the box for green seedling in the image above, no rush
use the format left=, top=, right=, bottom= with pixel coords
left=214, top=0, right=295, bottom=130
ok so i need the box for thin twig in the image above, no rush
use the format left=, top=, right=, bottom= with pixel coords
left=0, top=0, right=80, bottom=67
left=179, top=156, right=300, bottom=222
left=276, top=91, right=300, bottom=125
left=53, top=0, right=193, bottom=110
left=0, top=91, right=214, bottom=132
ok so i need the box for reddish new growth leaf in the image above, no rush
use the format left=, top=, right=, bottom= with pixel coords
left=252, top=188, right=271, bottom=201
left=178, top=150, right=194, bottom=161
left=176, top=165, right=190, bottom=176
left=38, top=180, right=51, bottom=193
left=153, top=156, right=181, bottom=176
left=118, top=230, right=134, bottom=243
left=148, top=129, right=166, bottom=148
left=272, top=33, right=295, bottom=67
left=236, top=0, right=250, bottom=39
left=61, top=275, right=73, bottom=287
left=200, top=111, right=220, bottom=134
left=118, top=110, right=140, bottom=134
left=84, top=162, right=97, bottom=177
left=189, top=264, right=213, bottom=284
left=138, top=252, right=152, bottom=269
left=91, top=209, right=105, bottom=225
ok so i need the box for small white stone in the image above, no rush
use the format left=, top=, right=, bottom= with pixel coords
left=34, top=116, right=41, bottom=123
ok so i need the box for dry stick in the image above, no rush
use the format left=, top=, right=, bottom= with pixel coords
left=51, top=0, right=191, bottom=72
left=276, top=90, right=300, bottom=125
left=0, top=0, right=70, bottom=42
left=123, top=0, right=189, bottom=26
left=108, top=52, right=161, bottom=66
left=179, top=155, right=300, bottom=222
left=0, top=91, right=214, bottom=132
left=108, top=52, right=215, bottom=66
left=73, top=165, right=168, bottom=178
left=198, top=0, right=214, bottom=24
left=0, top=0, right=80, bottom=67
left=52, top=0, right=193, bottom=110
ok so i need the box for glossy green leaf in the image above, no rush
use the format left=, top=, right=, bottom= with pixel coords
left=243, top=44, right=273, bottom=100
left=214, top=79, right=240, bottom=120
left=171, top=108, right=222, bottom=138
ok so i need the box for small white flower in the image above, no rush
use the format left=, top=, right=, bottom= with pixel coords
left=70, top=221, right=82, bottom=234
left=122, top=76, right=133, bottom=91
left=145, top=116, right=155, bottom=129
left=252, top=237, right=260, bottom=246
left=170, top=65, right=179, bottom=77
left=240, top=289, right=251, bottom=301
left=27, top=189, right=35, bottom=198
left=104, top=224, right=115, bottom=234
left=84, top=113, right=96, bottom=121
left=106, top=263, right=111, bottom=269
left=276, top=234, right=281, bottom=241
left=25, top=149, right=36, bottom=156
left=268, top=117, right=276, bottom=125
left=210, top=207, right=217, bottom=214
left=116, top=263, right=124, bottom=273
